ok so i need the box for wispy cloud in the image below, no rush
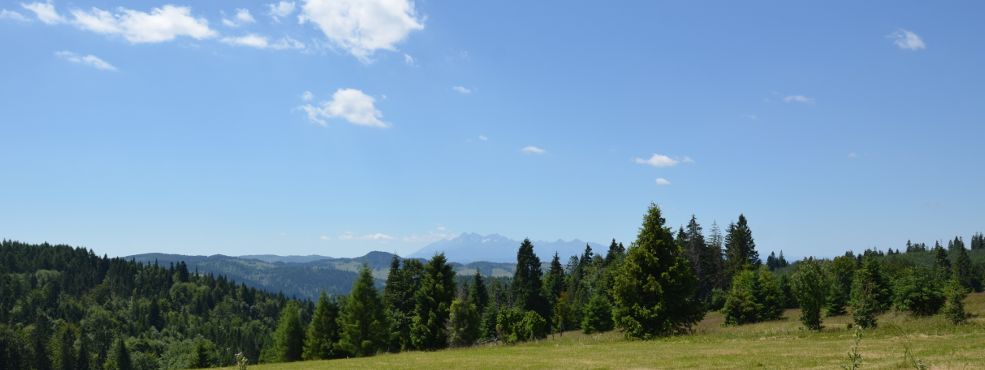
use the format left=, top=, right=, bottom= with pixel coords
left=20, top=1, right=64, bottom=24
left=478, top=135, right=488, bottom=141
left=222, top=8, right=255, bottom=28
left=634, top=153, right=680, bottom=167
left=55, top=50, right=117, bottom=71
left=521, top=145, right=546, bottom=155
left=889, top=29, right=925, bottom=50
left=1, top=9, right=31, bottom=22
left=267, top=1, right=296, bottom=22
left=655, top=178, right=671, bottom=186
left=70, top=5, right=216, bottom=43
left=299, top=0, right=424, bottom=62
left=452, top=86, right=472, bottom=95
left=783, top=95, right=815, bottom=104
left=299, top=88, right=389, bottom=128
left=221, top=34, right=304, bottom=50
left=403, top=53, right=416, bottom=66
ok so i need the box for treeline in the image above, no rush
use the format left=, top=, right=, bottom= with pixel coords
left=3, top=206, right=984, bottom=368
left=0, top=240, right=310, bottom=369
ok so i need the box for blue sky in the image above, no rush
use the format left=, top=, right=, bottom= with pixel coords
left=1, top=1, right=983, bottom=259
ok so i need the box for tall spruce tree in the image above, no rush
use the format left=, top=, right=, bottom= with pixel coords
left=108, top=338, right=131, bottom=370
left=971, top=232, right=985, bottom=250
left=383, top=258, right=423, bottom=351
left=51, top=322, right=75, bottom=370
left=826, top=253, right=856, bottom=316
left=512, top=239, right=550, bottom=320
left=411, top=254, right=456, bottom=350
left=604, top=239, right=626, bottom=266
left=303, top=292, right=340, bottom=360
left=468, top=271, right=489, bottom=315
left=612, top=203, right=703, bottom=338
left=950, top=238, right=978, bottom=291
left=272, top=301, right=304, bottom=362
left=447, top=299, right=480, bottom=347
left=933, top=241, right=951, bottom=280
left=724, top=214, right=759, bottom=285
left=338, top=266, right=388, bottom=357
left=544, top=253, right=566, bottom=308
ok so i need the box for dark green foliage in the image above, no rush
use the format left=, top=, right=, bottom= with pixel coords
left=756, top=268, right=784, bottom=320
left=791, top=258, right=828, bottom=331
left=766, top=251, right=789, bottom=271
left=383, top=257, right=424, bottom=351
left=849, top=258, right=884, bottom=329
left=194, top=340, right=210, bottom=368
left=779, top=274, right=797, bottom=308
left=338, top=266, right=388, bottom=357
left=681, top=216, right=721, bottom=303
left=411, top=254, right=456, bottom=350
left=723, top=270, right=762, bottom=325
left=544, top=253, right=566, bottom=310
left=581, top=291, right=613, bottom=334
left=933, top=242, right=951, bottom=280
left=479, top=303, right=499, bottom=341
left=512, top=239, right=550, bottom=321
left=272, top=301, right=305, bottom=362
left=604, top=239, right=626, bottom=266
left=950, top=240, right=979, bottom=292
left=892, top=267, right=944, bottom=316
left=468, top=272, right=489, bottom=315
left=972, top=232, right=985, bottom=250
left=942, top=278, right=968, bottom=324
left=303, top=292, right=340, bottom=360
left=826, top=254, right=856, bottom=316
left=724, top=214, right=760, bottom=284
left=107, top=338, right=132, bottom=370
left=612, top=203, right=703, bottom=338
left=50, top=322, right=75, bottom=370
left=447, top=299, right=480, bottom=347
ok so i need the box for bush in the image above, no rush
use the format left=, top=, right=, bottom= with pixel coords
left=581, top=292, right=613, bottom=334
left=447, top=299, right=480, bottom=347
left=892, top=268, right=944, bottom=316
left=495, top=308, right=547, bottom=344
left=708, top=288, right=727, bottom=311
left=723, top=270, right=762, bottom=326
left=942, top=278, right=968, bottom=324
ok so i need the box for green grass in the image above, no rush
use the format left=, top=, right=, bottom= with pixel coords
left=238, top=293, right=985, bottom=369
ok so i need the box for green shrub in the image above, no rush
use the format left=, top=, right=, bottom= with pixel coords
left=892, top=268, right=944, bottom=316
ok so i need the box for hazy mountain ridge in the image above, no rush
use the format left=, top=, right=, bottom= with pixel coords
left=410, top=232, right=604, bottom=263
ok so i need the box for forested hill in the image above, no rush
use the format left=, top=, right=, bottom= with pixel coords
left=126, top=251, right=516, bottom=300
left=0, top=239, right=303, bottom=368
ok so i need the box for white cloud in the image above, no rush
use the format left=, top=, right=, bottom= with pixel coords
left=339, top=232, right=394, bottom=241
left=299, top=0, right=424, bottom=62
left=21, top=1, right=64, bottom=24
left=221, top=34, right=305, bottom=50
left=655, top=178, right=671, bottom=186
left=478, top=135, right=488, bottom=141
left=1, top=9, right=30, bottom=22
left=54, top=51, right=117, bottom=71
left=783, top=95, right=815, bottom=104
left=301, top=91, right=314, bottom=102
left=634, top=154, right=679, bottom=167
left=319, top=235, right=331, bottom=240
left=452, top=86, right=472, bottom=95
left=299, top=88, right=388, bottom=128
left=403, top=53, right=415, bottom=65
left=521, top=146, right=546, bottom=155
left=890, top=29, right=925, bottom=51
left=267, top=1, right=296, bottom=22
left=222, top=8, right=256, bottom=28
left=71, top=5, right=216, bottom=43
left=682, top=156, right=695, bottom=164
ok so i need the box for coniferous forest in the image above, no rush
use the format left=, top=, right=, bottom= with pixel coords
left=2, top=203, right=984, bottom=369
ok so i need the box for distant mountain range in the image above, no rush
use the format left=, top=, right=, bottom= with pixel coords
left=127, top=250, right=516, bottom=301
left=410, top=232, right=603, bottom=263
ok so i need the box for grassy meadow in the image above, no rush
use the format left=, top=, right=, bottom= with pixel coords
left=232, top=292, right=985, bottom=369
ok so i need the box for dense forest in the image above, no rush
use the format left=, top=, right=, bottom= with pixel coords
left=2, top=204, right=983, bottom=369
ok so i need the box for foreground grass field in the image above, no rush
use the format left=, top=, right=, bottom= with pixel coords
left=239, top=293, right=985, bottom=369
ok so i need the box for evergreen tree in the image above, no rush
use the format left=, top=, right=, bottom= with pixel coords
left=581, top=290, right=613, bottom=334
left=951, top=240, right=978, bottom=291
left=512, top=239, right=549, bottom=321
left=604, top=239, right=626, bottom=266
left=850, top=265, right=880, bottom=329
left=411, top=254, right=456, bottom=350
left=468, top=271, right=489, bottom=315
left=724, top=214, right=759, bottom=284
left=791, top=258, right=828, bottom=331
left=51, top=322, right=75, bottom=370
left=756, top=268, right=784, bottom=321
left=933, top=241, right=951, bottom=280
left=544, top=253, right=566, bottom=306
left=723, top=270, right=761, bottom=325
left=943, top=277, right=968, bottom=324
left=272, top=301, right=304, bottom=362
left=447, top=299, right=480, bottom=347
left=107, top=338, right=131, bottom=370
left=856, top=257, right=891, bottom=311
left=194, top=340, right=209, bottom=368
left=338, top=266, right=388, bottom=357
left=303, top=292, right=340, bottom=360
left=705, top=222, right=727, bottom=291
left=383, top=258, right=423, bottom=351
left=892, top=267, right=944, bottom=316
left=612, top=203, right=703, bottom=338
left=826, top=253, right=856, bottom=316
left=77, top=327, right=91, bottom=370
left=971, top=232, right=985, bottom=250
left=682, top=216, right=716, bottom=302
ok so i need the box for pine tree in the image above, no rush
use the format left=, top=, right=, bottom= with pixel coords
left=580, top=290, right=613, bottom=334
left=943, top=277, right=968, bottom=324
left=933, top=242, right=951, bottom=280
left=951, top=239, right=977, bottom=291
left=604, top=239, right=625, bottom=266
left=411, top=254, right=456, bottom=350
left=850, top=265, right=880, bottom=329
left=77, top=327, right=91, bottom=370
left=791, top=258, right=828, bottom=331
left=468, top=272, right=489, bottom=315
left=971, top=232, right=985, bottom=250
left=447, top=299, right=480, bottom=347
left=723, top=270, right=762, bottom=325
left=303, top=292, right=340, bottom=360
left=338, top=266, right=388, bottom=357
left=756, top=268, right=784, bottom=321
left=724, top=214, right=759, bottom=284
left=826, top=253, right=856, bottom=316
left=107, top=338, right=131, bottom=370
left=544, top=253, right=566, bottom=312
left=612, top=203, right=703, bottom=338
left=194, top=340, right=209, bottom=368
left=383, top=258, right=423, bottom=351
left=705, top=222, right=726, bottom=291
left=512, top=239, right=549, bottom=321
left=51, top=322, right=75, bottom=370
left=272, top=301, right=304, bottom=362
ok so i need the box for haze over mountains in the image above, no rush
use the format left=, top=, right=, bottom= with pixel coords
left=125, top=233, right=601, bottom=300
